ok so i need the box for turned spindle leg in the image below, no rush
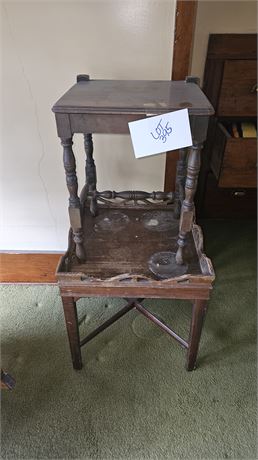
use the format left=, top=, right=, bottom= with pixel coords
left=176, top=143, right=202, bottom=265
left=84, top=133, right=97, bottom=216
left=174, top=148, right=188, bottom=219
left=62, top=137, right=85, bottom=262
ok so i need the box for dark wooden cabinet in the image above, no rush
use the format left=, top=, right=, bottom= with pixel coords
left=196, top=34, right=257, bottom=218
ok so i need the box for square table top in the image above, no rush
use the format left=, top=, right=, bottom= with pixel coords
left=52, top=79, right=214, bottom=116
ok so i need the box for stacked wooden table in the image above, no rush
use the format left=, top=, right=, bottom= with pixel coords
left=52, top=76, right=215, bottom=371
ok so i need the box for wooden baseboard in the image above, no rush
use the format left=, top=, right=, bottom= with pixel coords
left=0, top=253, right=63, bottom=283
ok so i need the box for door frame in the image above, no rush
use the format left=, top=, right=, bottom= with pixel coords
left=164, top=0, right=198, bottom=191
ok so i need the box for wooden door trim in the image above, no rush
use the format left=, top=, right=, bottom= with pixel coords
left=164, top=0, right=198, bottom=191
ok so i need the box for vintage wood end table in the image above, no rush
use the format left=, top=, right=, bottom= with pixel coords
left=52, top=75, right=215, bottom=372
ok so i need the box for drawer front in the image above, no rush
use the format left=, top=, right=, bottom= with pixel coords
left=202, top=173, right=257, bottom=219
left=217, top=60, right=257, bottom=117
left=211, top=123, right=257, bottom=188
left=220, top=137, right=257, bottom=188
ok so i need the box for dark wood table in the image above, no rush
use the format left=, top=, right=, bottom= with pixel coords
left=52, top=75, right=215, bottom=372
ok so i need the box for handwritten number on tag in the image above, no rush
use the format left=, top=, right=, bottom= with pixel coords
left=150, top=118, right=172, bottom=143
left=128, top=109, right=192, bottom=158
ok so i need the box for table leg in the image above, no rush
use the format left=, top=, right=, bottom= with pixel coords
left=174, top=147, right=188, bottom=219
left=62, top=296, right=82, bottom=370
left=176, top=143, right=202, bottom=265
left=187, top=299, right=208, bottom=371
left=84, top=133, right=98, bottom=216
left=61, top=137, right=85, bottom=262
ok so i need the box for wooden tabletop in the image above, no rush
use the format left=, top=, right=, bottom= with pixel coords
left=52, top=80, right=214, bottom=116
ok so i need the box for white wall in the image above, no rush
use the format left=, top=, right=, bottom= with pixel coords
left=0, top=0, right=176, bottom=251
left=191, top=0, right=257, bottom=82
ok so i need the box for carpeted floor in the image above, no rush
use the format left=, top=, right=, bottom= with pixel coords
left=1, top=220, right=257, bottom=459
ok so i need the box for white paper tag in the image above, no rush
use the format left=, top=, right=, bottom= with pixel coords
left=128, top=108, right=192, bottom=159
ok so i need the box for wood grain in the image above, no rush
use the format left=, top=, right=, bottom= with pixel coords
left=217, top=60, right=257, bottom=117
left=197, top=33, right=257, bottom=219
left=53, top=80, right=212, bottom=115
left=219, top=138, right=257, bottom=188
left=207, top=33, right=257, bottom=60
left=171, top=1, right=198, bottom=81
left=164, top=0, right=198, bottom=192
left=68, top=206, right=202, bottom=279
left=0, top=253, right=63, bottom=283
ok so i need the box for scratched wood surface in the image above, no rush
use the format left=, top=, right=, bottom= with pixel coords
left=52, top=80, right=213, bottom=116
left=61, top=206, right=201, bottom=279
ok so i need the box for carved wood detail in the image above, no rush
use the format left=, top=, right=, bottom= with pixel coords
left=174, top=148, right=188, bottom=218
left=61, top=137, right=85, bottom=261
left=62, top=138, right=80, bottom=208
left=84, top=133, right=97, bottom=216
left=84, top=189, right=174, bottom=206
left=176, top=143, right=202, bottom=264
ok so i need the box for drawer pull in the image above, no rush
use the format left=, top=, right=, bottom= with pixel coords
left=250, top=83, right=258, bottom=93
left=233, top=190, right=246, bottom=198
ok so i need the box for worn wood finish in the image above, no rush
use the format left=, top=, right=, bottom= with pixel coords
left=174, top=148, right=188, bottom=218
left=53, top=77, right=214, bottom=371
left=78, top=74, right=97, bottom=217
left=0, top=253, right=61, bottom=283
left=60, top=284, right=211, bottom=301
left=196, top=33, right=257, bottom=218
left=86, top=189, right=174, bottom=204
left=70, top=113, right=143, bottom=135
left=57, top=205, right=213, bottom=302
left=53, top=80, right=213, bottom=117
left=187, top=299, right=208, bottom=371
left=62, top=296, right=82, bottom=370
left=62, top=137, right=85, bottom=261
left=164, top=0, right=198, bottom=193
left=84, top=133, right=97, bottom=216
left=58, top=206, right=210, bottom=279
left=176, top=144, right=202, bottom=265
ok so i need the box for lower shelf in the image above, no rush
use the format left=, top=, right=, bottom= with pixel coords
left=57, top=204, right=214, bottom=298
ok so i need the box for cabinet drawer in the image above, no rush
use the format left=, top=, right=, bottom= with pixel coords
left=217, top=60, right=257, bottom=117
left=202, top=173, right=257, bottom=219
left=211, top=122, right=257, bottom=188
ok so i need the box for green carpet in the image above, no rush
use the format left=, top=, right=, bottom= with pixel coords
left=1, top=220, right=256, bottom=459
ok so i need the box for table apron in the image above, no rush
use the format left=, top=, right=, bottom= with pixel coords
left=55, top=112, right=209, bottom=141
left=59, top=283, right=212, bottom=300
